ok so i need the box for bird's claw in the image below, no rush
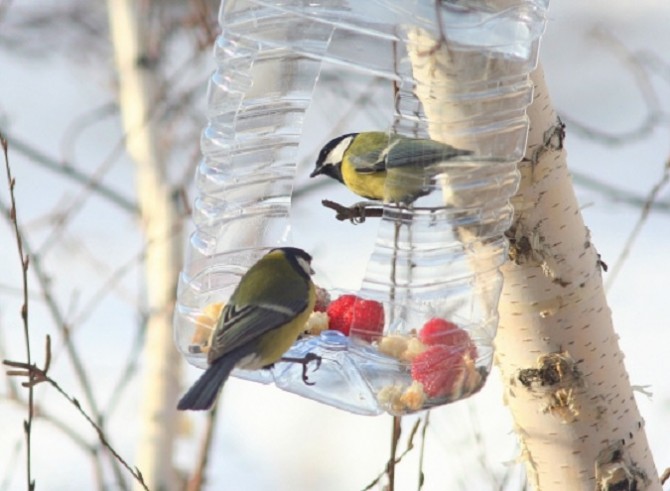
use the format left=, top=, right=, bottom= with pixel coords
left=350, top=202, right=370, bottom=223
left=321, top=199, right=383, bottom=223
left=280, top=352, right=322, bottom=385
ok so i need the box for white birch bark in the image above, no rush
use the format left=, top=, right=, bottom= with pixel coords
left=107, top=1, right=181, bottom=489
left=495, top=66, right=660, bottom=490
left=404, top=19, right=660, bottom=491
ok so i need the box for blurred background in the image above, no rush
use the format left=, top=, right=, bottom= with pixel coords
left=1, top=0, right=669, bottom=489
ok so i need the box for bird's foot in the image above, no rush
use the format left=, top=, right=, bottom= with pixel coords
left=321, top=199, right=383, bottom=223
left=280, top=353, right=322, bottom=386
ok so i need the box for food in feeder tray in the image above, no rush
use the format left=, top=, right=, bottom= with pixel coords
left=325, top=294, right=385, bottom=340
left=376, top=319, right=484, bottom=412
left=302, top=293, right=484, bottom=413
left=186, top=290, right=483, bottom=414
left=411, top=343, right=477, bottom=398
left=304, top=293, right=386, bottom=340
left=188, top=302, right=225, bottom=354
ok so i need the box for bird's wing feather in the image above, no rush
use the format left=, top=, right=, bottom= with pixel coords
left=386, top=139, right=471, bottom=169
left=348, top=146, right=389, bottom=174
left=207, top=299, right=307, bottom=364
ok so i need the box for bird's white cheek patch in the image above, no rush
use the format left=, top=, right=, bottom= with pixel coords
left=326, top=136, right=354, bottom=165
left=296, top=256, right=314, bottom=275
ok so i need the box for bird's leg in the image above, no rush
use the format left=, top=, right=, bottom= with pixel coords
left=280, top=352, right=322, bottom=385
left=350, top=201, right=384, bottom=223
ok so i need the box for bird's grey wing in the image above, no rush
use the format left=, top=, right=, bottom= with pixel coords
left=386, top=138, right=472, bottom=169
left=207, top=298, right=307, bottom=364
left=348, top=146, right=389, bottom=174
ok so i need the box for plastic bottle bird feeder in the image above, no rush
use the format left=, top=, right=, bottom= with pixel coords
left=174, top=0, right=549, bottom=415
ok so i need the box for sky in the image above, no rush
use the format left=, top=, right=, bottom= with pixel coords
left=1, top=1, right=670, bottom=490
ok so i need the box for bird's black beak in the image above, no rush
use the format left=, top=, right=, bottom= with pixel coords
left=309, top=166, right=322, bottom=178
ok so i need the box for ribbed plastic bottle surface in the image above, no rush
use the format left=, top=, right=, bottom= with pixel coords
left=174, top=0, right=549, bottom=415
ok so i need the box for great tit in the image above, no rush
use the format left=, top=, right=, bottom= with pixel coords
left=310, top=132, right=471, bottom=205
left=177, top=247, right=316, bottom=410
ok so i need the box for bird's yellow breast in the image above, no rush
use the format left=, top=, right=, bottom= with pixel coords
left=341, top=158, right=387, bottom=201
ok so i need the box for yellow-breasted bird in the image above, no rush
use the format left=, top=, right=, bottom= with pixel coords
left=177, top=247, right=316, bottom=410
left=310, top=132, right=471, bottom=205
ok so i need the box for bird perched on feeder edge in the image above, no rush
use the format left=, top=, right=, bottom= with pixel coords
left=310, top=131, right=472, bottom=205
left=178, top=247, right=317, bottom=411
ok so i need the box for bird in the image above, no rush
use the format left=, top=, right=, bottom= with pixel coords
left=177, top=247, right=317, bottom=410
left=310, top=131, right=472, bottom=205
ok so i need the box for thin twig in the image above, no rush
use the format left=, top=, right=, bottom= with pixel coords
left=362, top=418, right=421, bottom=491
left=24, top=399, right=93, bottom=451
left=0, top=133, right=137, bottom=214
left=468, top=402, right=501, bottom=489
left=2, top=132, right=35, bottom=491
left=660, top=467, right=670, bottom=485
left=187, top=403, right=220, bottom=491
left=0, top=153, right=127, bottom=489
left=560, top=28, right=669, bottom=146
left=5, top=392, right=106, bottom=489
left=3, top=337, right=149, bottom=491
left=72, top=246, right=147, bottom=327
left=60, top=102, right=117, bottom=163
left=0, top=211, right=102, bottom=415
left=571, top=170, right=670, bottom=213
left=416, top=411, right=430, bottom=490
left=605, top=157, right=670, bottom=291
left=35, top=134, right=128, bottom=258
left=388, top=416, right=402, bottom=491
left=104, top=314, right=146, bottom=416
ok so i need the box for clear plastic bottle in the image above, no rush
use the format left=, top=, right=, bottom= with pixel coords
left=174, top=0, right=549, bottom=415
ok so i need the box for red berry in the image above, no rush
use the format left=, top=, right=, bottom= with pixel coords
left=350, top=299, right=385, bottom=341
left=326, top=295, right=357, bottom=335
left=326, top=295, right=385, bottom=341
left=411, top=325, right=477, bottom=398
left=419, top=318, right=463, bottom=346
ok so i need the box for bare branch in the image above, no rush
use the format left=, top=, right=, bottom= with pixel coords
left=34, top=135, right=129, bottom=258
left=362, top=418, right=421, bottom=491
left=606, top=156, right=670, bottom=290
left=0, top=202, right=102, bottom=416
left=660, top=467, right=670, bottom=485
left=104, top=315, right=146, bottom=416
left=0, top=183, right=129, bottom=487
left=560, top=28, right=670, bottom=146
left=321, top=199, right=384, bottom=223
left=60, top=102, right=117, bottom=162
left=1, top=133, right=137, bottom=214
left=2, top=131, right=36, bottom=491
left=186, top=404, right=220, bottom=491
left=571, top=170, right=670, bottom=213
left=3, top=337, right=149, bottom=491
left=4, top=394, right=95, bottom=454
left=72, top=247, right=146, bottom=327
left=417, top=411, right=430, bottom=490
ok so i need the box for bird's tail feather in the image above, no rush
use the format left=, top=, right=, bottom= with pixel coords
left=177, top=352, right=242, bottom=411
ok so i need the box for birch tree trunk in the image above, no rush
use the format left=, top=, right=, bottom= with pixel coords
left=495, top=66, right=660, bottom=490
left=107, top=1, right=182, bottom=489
left=404, top=17, right=660, bottom=489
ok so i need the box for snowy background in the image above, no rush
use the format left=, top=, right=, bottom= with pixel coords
left=1, top=0, right=669, bottom=490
